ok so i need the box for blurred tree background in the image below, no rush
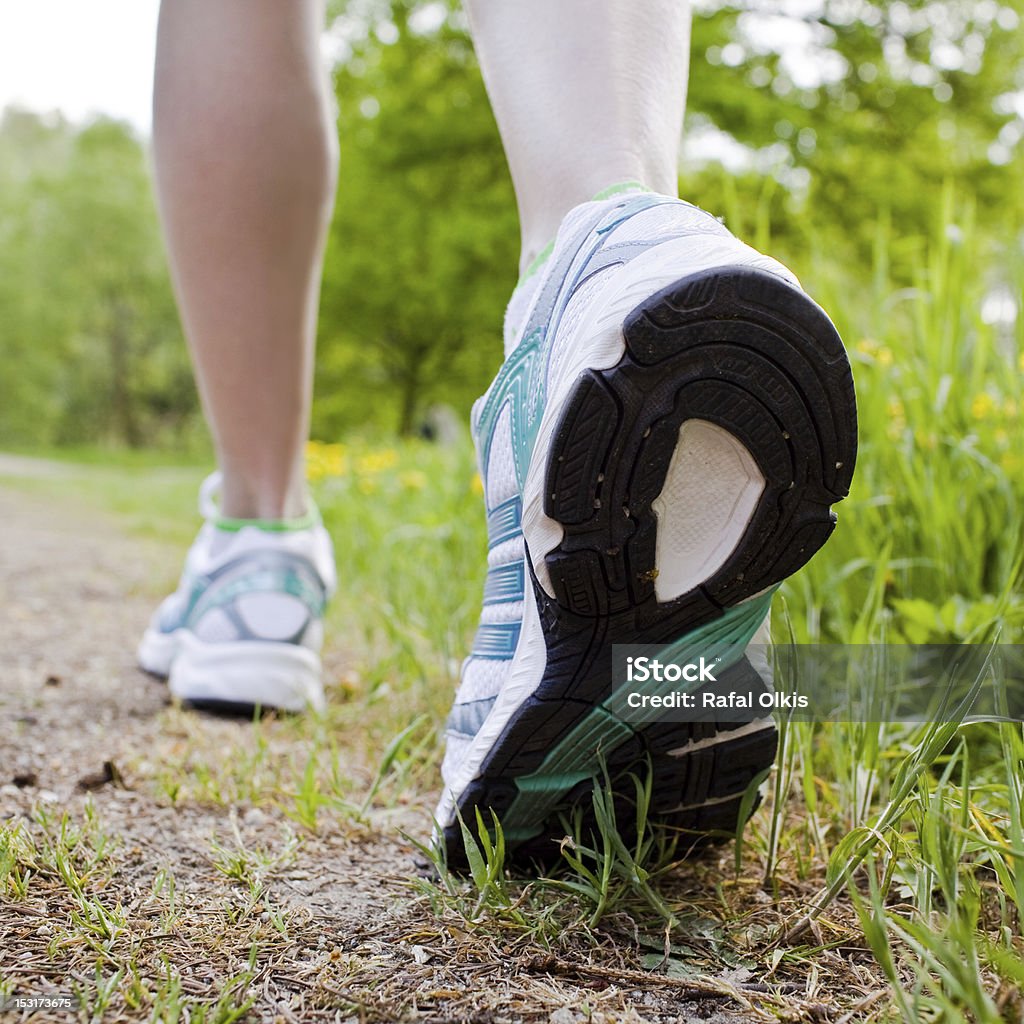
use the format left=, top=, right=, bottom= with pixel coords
left=0, top=0, right=1020, bottom=448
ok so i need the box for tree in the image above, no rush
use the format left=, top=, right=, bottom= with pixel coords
left=312, top=0, right=1023, bottom=440
left=0, top=110, right=195, bottom=448
left=316, top=2, right=518, bottom=437
left=686, top=0, right=1024, bottom=258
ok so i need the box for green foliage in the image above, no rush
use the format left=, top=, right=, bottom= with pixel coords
left=315, top=0, right=1024, bottom=434
left=553, top=763, right=678, bottom=929
left=777, top=196, right=1024, bottom=647
left=0, top=109, right=196, bottom=449
left=2, top=1, right=1022, bottom=445
left=687, top=0, right=1024, bottom=258
left=316, top=2, right=518, bottom=436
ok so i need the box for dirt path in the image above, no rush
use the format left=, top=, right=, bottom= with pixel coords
left=0, top=478, right=765, bottom=1023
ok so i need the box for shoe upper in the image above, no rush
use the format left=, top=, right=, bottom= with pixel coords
left=147, top=473, right=336, bottom=652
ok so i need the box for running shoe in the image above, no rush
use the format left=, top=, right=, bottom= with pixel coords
left=436, top=187, right=857, bottom=862
left=137, top=472, right=336, bottom=713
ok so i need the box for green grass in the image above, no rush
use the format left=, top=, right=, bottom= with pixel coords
left=2, top=200, right=1022, bottom=1020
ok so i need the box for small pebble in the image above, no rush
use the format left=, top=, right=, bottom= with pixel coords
left=548, top=1010, right=581, bottom=1024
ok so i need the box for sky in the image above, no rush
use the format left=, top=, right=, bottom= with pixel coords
left=0, top=0, right=160, bottom=133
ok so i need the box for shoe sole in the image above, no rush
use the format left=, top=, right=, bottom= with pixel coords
left=442, top=266, right=857, bottom=865
left=138, top=628, right=325, bottom=714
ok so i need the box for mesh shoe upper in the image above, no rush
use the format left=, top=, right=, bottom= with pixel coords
left=143, top=473, right=336, bottom=661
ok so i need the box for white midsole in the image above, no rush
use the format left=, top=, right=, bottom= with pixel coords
left=138, top=628, right=324, bottom=713
left=137, top=626, right=179, bottom=678
left=438, top=235, right=794, bottom=823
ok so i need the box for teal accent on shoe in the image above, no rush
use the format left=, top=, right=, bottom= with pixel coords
left=158, top=550, right=328, bottom=645
left=477, top=325, right=543, bottom=494
left=471, top=622, right=522, bottom=660
left=499, top=590, right=777, bottom=833
left=486, top=496, right=523, bottom=549
left=475, top=193, right=676, bottom=494
left=447, top=696, right=497, bottom=739
left=188, top=563, right=326, bottom=626
left=483, top=562, right=525, bottom=605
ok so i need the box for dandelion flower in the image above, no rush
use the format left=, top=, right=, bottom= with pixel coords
left=971, top=393, right=996, bottom=420
left=400, top=470, right=427, bottom=490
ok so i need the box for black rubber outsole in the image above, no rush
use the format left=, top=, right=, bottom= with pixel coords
left=180, top=698, right=280, bottom=719
left=443, top=266, right=858, bottom=868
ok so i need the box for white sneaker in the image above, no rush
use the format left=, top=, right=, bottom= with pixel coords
left=436, top=187, right=857, bottom=862
left=137, top=473, right=336, bottom=713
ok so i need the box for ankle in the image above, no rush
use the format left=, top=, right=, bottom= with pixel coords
left=516, top=180, right=661, bottom=277
left=217, top=468, right=309, bottom=522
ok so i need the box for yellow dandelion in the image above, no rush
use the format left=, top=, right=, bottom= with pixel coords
left=856, top=338, right=879, bottom=356
left=305, top=439, right=347, bottom=480
left=305, top=441, right=326, bottom=481
left=876, top=346, right=894, bottom=367
left=887, top=400, right=906, bottom=440
left=470, top=472, right=484, bottom=496
left=400, top=470, right=427, bottom=491
left=322, top=444, right=348, bottom=477
left=971, top=393, right=996, bottom=420
left=357, top=449, right=399, bottom=475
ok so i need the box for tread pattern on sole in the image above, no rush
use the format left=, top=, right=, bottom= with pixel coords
left=444, top=266, right=858, bottom=867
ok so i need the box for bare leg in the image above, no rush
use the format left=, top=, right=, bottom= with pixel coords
left=465, top=0, right=690, bottom=273
left=153, top=0, right=336, bottom=519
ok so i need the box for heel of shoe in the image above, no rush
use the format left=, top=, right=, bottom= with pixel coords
left=168, top=633, right=324, bottom=713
